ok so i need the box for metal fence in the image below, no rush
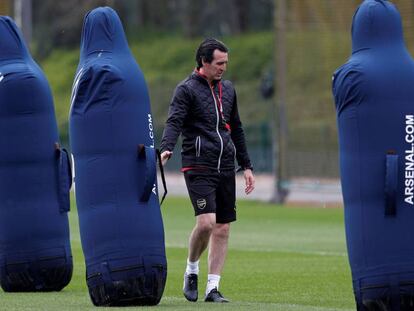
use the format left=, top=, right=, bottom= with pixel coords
left=175, top=0, right=414, bottom=181
left=278, top=0, right=414, bottom=180
left=10, top=0, right=414, bottom=183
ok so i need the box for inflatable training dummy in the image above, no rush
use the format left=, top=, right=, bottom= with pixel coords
left=69, top=7, right=167, bottom=306
left=0, top=16, right=72, bottom=292
left=333, top=0, right=414, bottom=309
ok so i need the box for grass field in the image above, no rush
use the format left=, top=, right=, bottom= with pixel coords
left=0, top=197, right=355, bottom=310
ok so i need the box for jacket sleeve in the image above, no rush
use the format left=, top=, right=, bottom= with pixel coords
left=160, top=84, right=191, bottom=153
left=229, top=89, right=253, bottom=170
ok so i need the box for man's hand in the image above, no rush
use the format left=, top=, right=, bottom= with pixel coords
left=160, top=151, right=173, bottom=166
left=244, top=169, right=255, bottom=195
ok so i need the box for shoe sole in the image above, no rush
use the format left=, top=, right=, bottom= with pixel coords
left=184, top=293, right=198, bottom=302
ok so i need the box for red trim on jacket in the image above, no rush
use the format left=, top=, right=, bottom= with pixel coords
left=194, top=68, right=209, bottom=80
left=181, top=166, right=209, bottom=172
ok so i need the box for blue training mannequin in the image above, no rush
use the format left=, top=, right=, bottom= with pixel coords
left=69, top=7, right=167, bottom=306
left=0, top=16, right=72, bottom=292
left=333, top=1, right=414, bottom=310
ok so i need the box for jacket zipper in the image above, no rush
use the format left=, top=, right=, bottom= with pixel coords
left=210, top=88, right=223, bottom=172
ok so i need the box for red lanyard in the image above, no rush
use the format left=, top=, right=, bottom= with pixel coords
left=211, top=82, right=231, bottom=131
left=211, top=82, right=224, bottom=118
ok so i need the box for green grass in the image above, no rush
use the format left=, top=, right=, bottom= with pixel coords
left=0, top=197, right=355, bottom=310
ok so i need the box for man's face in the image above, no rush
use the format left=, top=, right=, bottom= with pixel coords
left=202, top=49, right=228, bottom=81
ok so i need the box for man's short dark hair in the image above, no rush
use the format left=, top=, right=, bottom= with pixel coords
left=196, top=38, right=228, bottom=69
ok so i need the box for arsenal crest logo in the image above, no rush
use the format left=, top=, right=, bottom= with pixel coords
left=196, top=198, right=207, bottom=210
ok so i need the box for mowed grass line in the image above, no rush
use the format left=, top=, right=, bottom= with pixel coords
left=0, top=196, right=355, bottom=310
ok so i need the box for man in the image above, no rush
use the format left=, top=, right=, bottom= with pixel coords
left=160, top=38, right=255, bottom=303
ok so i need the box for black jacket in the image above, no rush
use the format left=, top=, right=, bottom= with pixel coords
left=160, top=71, right=252, bottom=172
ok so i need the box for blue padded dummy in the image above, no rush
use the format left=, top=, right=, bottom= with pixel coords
left=0, top=17, right=72, bottom=292
left=69, top=7, right=167, bottom=306
left=333, top=1, right=414, bottom=310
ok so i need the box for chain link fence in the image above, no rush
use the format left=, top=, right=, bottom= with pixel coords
left=7, top=0, right=414, bottom=190
left=281, top=0, right=414, bottom=180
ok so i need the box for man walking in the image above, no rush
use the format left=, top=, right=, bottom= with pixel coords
left=160, top=38, right=255, bottom=303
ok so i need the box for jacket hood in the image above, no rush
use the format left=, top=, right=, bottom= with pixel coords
left=0, top=16, right=30, bottom=61
left=352, top=0, right=404, bottom=53
left=80, top=7, right=130, bottom=61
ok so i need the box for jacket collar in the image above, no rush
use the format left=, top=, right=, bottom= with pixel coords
left=192, top=68, right=221, bottom=87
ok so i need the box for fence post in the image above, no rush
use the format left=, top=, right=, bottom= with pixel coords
left=272, top=0, right=289, bottom=204
left=14, top=0, right=32, bottom=45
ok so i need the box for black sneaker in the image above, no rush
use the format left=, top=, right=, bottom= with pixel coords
left=183, top=273, right=198, bottom=302
left=204, top=287, right=230, bottom=303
